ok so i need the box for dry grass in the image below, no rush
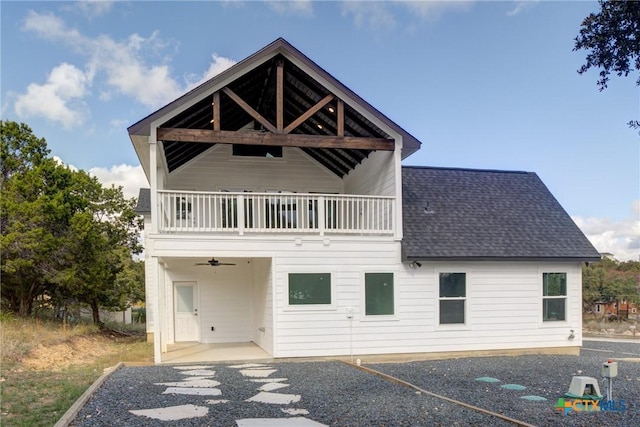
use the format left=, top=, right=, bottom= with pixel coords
left=583, top=317, right=639, bottom=334
left=0, top=315, right=152, bottom=427
left=1, top=315, right=100, bottom=367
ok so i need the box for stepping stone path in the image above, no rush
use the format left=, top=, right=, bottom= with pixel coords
left=128, top=363, right=328, bottom=425
left=474, top=376, right=547, bottom=402
left=129, top=404, right=209, bottom=421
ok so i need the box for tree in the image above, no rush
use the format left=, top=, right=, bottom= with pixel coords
left=582, top=258, right=640, bottom=319
left=574, top=0, right=640, bottom=131
left=56, top=173, right=143, bottom=324
left=1, top=122, right=71, bottom=315
left=582, top=262, right=606, bottom=315
left=1, top=121, right=143, bottom=323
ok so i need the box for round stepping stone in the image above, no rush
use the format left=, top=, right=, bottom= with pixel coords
left=521, top=395, right=548, bottom=401
left=501, top=384, right=527, bottom=391
left=474, top=377, right=500, bottom=383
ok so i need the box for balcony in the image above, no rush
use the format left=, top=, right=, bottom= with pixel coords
left=158, top=190, right=394, bottom=236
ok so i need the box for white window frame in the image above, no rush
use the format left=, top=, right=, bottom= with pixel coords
left=436, top=271, right=469, bottom=329
left=361, top=271, right=397, bottom=321
left=285, top=271, right=336, bottom=311
left=541, top=272, right=568, bottom=323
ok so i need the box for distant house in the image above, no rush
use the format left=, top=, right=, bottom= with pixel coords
left=130, top=38, right=600, bottom=363
left=595, top=300, right=639, bottom=320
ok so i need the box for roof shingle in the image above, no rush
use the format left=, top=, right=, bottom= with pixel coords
left=401, top=166, right=600, bottom=261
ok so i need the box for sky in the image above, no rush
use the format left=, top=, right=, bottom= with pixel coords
left=1, top=0, right=638, bottom=261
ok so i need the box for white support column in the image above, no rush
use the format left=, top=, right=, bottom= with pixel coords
left=149, top=134, right=158, bottom=234
left=318, top=196, right=325, bottom=236
left=238, top=194, right=245, bottom=235
left=394, top=135, right=403, bottom=241
left=151, top=256, right=161, bottom=363
left=271, top=256, right=278, bottom=357
left=159, top=263, right=168, bottom=354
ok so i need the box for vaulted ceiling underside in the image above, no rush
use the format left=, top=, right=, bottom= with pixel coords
left=159, top=54, right=392, bottom=177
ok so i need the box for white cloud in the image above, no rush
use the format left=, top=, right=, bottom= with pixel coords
left=398, top=0, right=473, bottom=21
left=15, top=63, right=90, bottom=128
left=341, top=0, right=473, bottom=29
left=89, top=164, right=149, bottom=200
left=18, top=11, right=241, bottom=124
left=21, top=11, right=184, bottom=110
left=341, top=2, right=396, bottom=29
left=74, top=0, right=115, bottom=18
left=52, top=156, right=79, bottom=172
left=506, top=0, right=538, bottom=17
left=572, top=201, right=640, bottom=262
left=184, top=54, right=237, bottom=91
left=266, top=0, right=314, bottom=16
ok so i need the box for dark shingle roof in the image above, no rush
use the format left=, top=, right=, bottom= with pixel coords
left=401, top=166, right=600, bottom=261
left=135, top=188, right=151, bottom=214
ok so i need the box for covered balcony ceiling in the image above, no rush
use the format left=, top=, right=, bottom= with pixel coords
left=159, top=54, right=392, bottom=177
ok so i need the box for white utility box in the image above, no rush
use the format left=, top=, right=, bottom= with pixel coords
left=566, top=376, right=602, bottom=399
left=602, top=360, right=618, bottom=378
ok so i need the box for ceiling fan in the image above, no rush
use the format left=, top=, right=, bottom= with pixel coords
left=195, top=258, right=236, bottom=267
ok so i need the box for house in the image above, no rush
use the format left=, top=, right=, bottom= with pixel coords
left=594, top=300, right=638, bottom=320
left=130, top=38, right=600, bottom=363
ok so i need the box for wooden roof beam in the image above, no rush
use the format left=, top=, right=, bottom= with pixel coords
left=284, top=94, right=335, bottom=134
left=221, top=87, right=277, bottom=133
left=157, top=128, right=394, bottom=151
left=276, top=59, right=284, bottom=132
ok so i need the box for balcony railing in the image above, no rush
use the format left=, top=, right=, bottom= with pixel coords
left=158, top=190, right=394, bottom=235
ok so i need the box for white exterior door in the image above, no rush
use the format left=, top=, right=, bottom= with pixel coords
left=174, top=282, right=199, bottom=342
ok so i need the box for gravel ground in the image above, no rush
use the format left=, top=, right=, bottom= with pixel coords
left=70, top=339, right=639, bottom=427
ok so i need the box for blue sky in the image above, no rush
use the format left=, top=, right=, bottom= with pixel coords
left=1, top=1, right=638, bottom=260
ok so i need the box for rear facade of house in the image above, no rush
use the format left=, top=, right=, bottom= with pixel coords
left=130, top=39, right=600, bottom=363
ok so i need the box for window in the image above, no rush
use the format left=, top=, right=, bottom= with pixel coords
left=176, top=197, right=192, bottom=220
left=595, top=304, right=602, bottom=313
left=439, top=273, right=466, bottom=324
left=288, top=273, right=331, bottom=305
left=365, top=273, right=394, bottom=316
left=233, top=144, right=282, bottom=158
left=543, top=273, right=566, bottom=321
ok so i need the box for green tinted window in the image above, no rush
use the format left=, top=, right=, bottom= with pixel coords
left=543, top=273, right=566, bottom=321
left=440, top=300, right=465, bottom=324
left=439, top=273, right=466, bottom=325
left=365, top=273, right=394, bottom=315
left=440, top=273, right=466, bottom=297
left=543, top=273, right=567, bottom=296
left=289, top=273, right=331, bottom=305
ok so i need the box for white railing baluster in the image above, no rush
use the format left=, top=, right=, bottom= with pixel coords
left=156, top=190, right=393, bottom=235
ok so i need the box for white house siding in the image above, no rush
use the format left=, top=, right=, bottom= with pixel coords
left=273, top=238, right=403, bottom=357
left=162, top=258, right=253, bottom=344
left=166, top=145, right=343, bottom=194
left=273, top=259, right=582, bottom=358
left=148, top=232, right=582, bottom=358
left=251, top=258, right=273, bottom=354
left=344, top=151, right=395, bottom=197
